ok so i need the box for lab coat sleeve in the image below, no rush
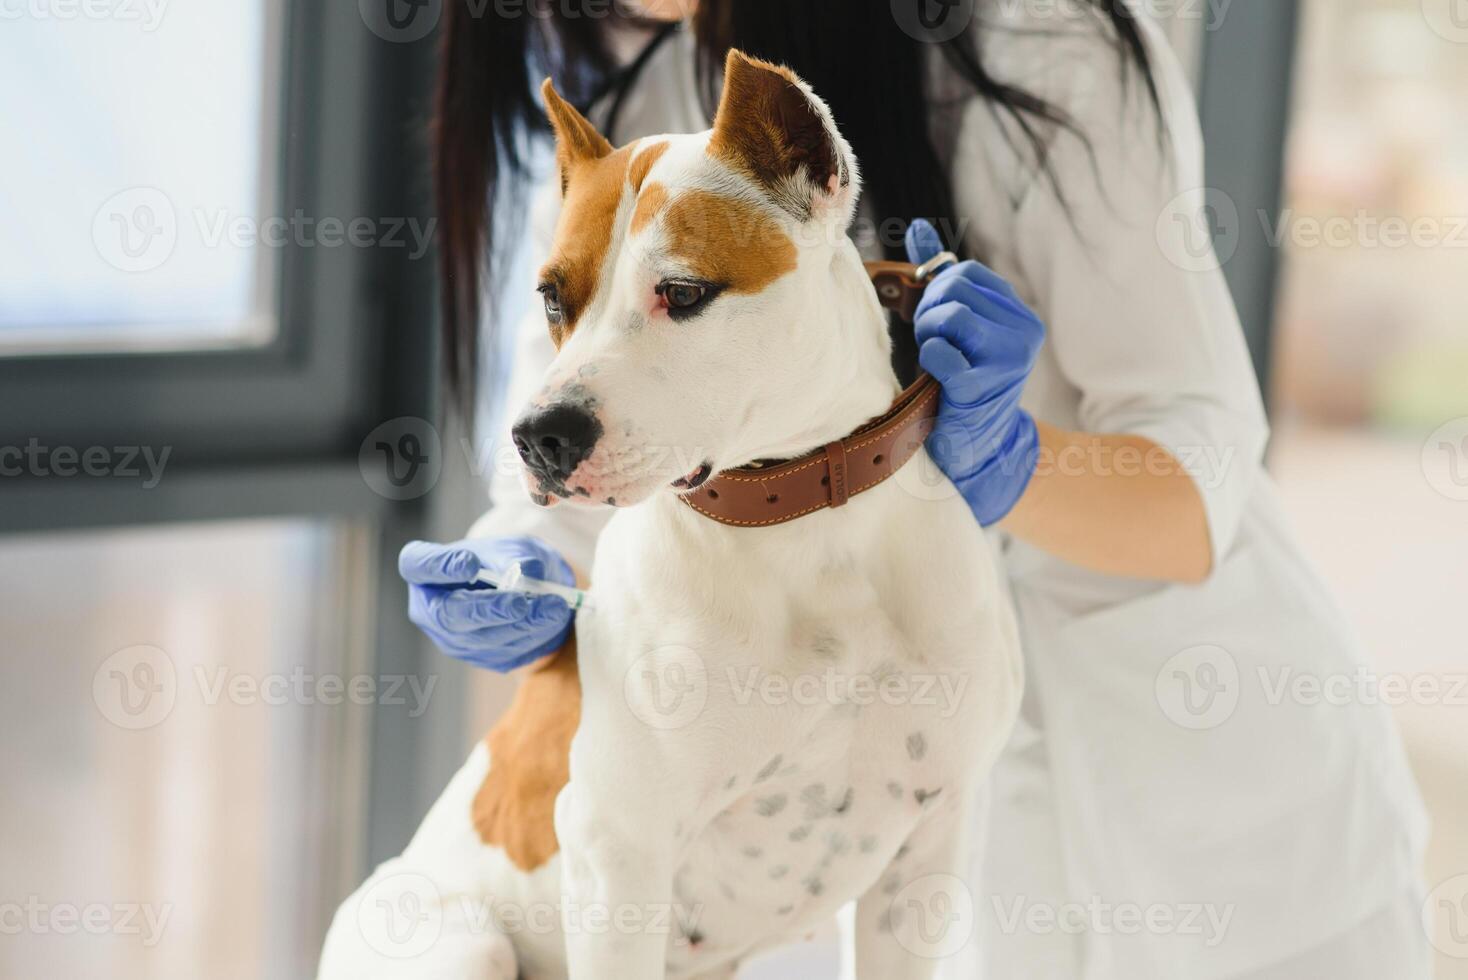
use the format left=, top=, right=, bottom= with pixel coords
left=975, top=15, right=1270, bottom=561
left=466, top=177, right=613, bottom=576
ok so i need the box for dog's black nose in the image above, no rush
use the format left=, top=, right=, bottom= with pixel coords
left=512, top=403, right=602, bottom=488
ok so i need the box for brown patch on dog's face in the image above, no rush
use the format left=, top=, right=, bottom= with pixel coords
left=540, top=143, right=635, bottom=347
left=662, top=189, right=797, bottom=294
left=472, top=636, right=580, bottom=872
left=630, top=181, right=669, bottom=236
left=628, top=140, right=669, bottom=193
left=708, top=50, right=842, bottom=205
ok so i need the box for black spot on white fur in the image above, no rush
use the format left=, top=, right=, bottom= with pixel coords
left=755, top=794, right=787, bottom=817
left=906, top=732, right=927, bottom=761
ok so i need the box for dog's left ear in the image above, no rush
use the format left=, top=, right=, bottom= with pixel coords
left=709, top=50, right=860, bottom=230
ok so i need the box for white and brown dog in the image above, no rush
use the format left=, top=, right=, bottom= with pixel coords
left=319, top=51, right=1021, bottom=980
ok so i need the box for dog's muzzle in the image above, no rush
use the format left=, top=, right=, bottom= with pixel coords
left=512, top=402, right=603, bottom=492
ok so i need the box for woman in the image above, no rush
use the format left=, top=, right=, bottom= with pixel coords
left=402, top=1, right=1431, bottom=976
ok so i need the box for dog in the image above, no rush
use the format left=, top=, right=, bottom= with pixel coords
left=318, top=50, right=1022, bottom=980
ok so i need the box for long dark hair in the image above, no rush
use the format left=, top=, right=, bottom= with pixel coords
left=434, top=0, right=1159, bottom=414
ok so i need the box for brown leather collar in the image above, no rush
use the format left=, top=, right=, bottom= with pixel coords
left=679, top=259, right=948, bottom=528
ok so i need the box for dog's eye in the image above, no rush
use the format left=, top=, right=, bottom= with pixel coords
left=664, top=283, right=706, bottom=309
left=539, top=284, right=563, bottom=324
left=655, top=280, right=721, bottom=320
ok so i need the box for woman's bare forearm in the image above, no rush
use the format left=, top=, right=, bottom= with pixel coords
left=1001, top=421, right=1213, bottom=584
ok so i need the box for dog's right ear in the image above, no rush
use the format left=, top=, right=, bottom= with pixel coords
left=542, top=78, right=613, bottom=195
left=709, top=50, right=859, bottom=229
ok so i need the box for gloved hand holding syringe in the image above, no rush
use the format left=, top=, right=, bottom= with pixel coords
left=475, top=561, right=591, bottom=611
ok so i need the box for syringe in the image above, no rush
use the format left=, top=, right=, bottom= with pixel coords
left=474, top=561, right=591, bottom=611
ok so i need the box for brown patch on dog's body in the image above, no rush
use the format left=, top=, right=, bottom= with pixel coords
left=472, top=636, right=581, bottom=872
left=663, top=189, right=797, bottom=293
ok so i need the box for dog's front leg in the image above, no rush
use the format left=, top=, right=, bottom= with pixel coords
left=556, top=774, right=681, bottom=980
left=848, top=788, right=978, bottom=980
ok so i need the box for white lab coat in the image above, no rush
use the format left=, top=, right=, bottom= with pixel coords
left=470, top=11, right=1430, bottom=978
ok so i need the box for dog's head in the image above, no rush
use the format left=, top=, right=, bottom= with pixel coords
left=511, top=50, right=869, bottom=509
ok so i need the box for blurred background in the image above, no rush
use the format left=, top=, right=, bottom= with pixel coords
left=0, top=1, right=1464, bottom=977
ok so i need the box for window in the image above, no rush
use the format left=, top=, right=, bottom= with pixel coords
left=0, top=1, right=284, bottom=353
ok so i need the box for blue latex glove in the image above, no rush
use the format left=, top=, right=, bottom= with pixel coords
left=905, top=219, right=1044, bottom=526
left=399, top=536, right=574, bottom=672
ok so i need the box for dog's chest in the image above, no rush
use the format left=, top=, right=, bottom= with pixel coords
left=662, top=694, right=966, bottom=969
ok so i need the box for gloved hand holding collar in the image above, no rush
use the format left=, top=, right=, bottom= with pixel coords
left=905, top=218, right=1044, bottom=527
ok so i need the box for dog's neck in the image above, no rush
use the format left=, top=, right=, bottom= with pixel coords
left=733, top=240, right=902, bottom=466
